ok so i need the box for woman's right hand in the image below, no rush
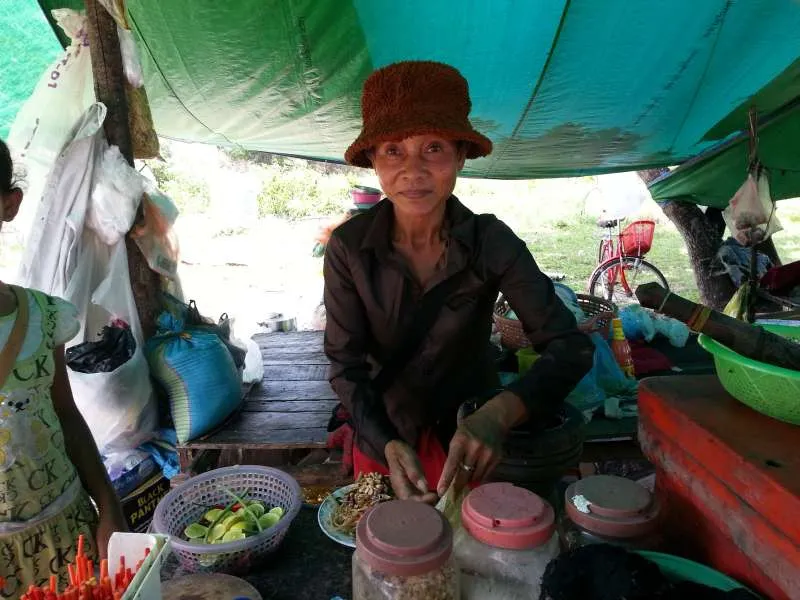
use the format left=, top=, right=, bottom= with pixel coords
left=384, top=440, right=438, bottom=504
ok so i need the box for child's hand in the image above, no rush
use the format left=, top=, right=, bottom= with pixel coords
left=96, top=503, right=129, bottom=558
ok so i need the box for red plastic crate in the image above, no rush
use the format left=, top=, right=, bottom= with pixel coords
left=638, top=375, right=800, bottom=600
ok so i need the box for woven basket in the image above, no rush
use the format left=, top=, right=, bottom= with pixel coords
left=493, top=294, right=618, bottom=349
left=152, top=466, right=301, bottom=574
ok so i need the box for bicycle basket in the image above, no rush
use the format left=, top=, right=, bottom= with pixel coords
left=620, top=220, right=655, bottom=256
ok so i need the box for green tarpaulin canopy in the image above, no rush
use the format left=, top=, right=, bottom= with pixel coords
left=7, top=0, right=800, bottom=203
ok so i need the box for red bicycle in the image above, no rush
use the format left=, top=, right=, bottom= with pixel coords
left=588, top=218, right=669, bottom=305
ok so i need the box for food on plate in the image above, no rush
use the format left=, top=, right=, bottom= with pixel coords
left=331, top=472, right=393, bottom=536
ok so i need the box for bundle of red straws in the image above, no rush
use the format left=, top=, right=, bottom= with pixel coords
left=9, top=535, right=150, bottom=600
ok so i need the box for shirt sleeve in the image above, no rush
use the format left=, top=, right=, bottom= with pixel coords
left=323, top=234, right=400, bottom=462
left=52, top=297, right=81, bottom=347
left=489, top=221, right=595, bottom=420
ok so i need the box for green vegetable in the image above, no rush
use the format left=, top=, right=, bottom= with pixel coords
left=184, top=523, right=208, bottom=539
left=182, top=487, right=287, bottom=544
left=224, top=488, right=263, bottom=533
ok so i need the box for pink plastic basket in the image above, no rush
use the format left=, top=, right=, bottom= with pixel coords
left=152, top=466, right=301, bottom=574
left=620, top=220, right=655, bottom=256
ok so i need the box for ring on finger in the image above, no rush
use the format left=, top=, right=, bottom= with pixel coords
left=460, top=462, right=475, bottom=472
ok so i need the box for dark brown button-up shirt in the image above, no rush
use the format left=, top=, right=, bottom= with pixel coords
left=324, top=197, right=594, bottom=462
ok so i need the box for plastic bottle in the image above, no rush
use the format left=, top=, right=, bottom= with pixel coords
left=610, top=318, right=635, bottom=378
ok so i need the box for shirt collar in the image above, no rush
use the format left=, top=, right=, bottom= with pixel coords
left=360, top=195, right=477, bottom=254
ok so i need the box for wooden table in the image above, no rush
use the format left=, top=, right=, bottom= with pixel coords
left=176, top=331, right=337, bottom=480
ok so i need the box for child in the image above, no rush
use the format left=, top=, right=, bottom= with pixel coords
left=0, top=140, right=127, bottom=596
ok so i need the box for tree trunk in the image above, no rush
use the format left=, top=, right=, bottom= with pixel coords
left=659, top=200, right=736, bottom=310
left=638, top=170, right=783, bottom=310
left=85, top=0, right=161, bottom=338
left=637, top=170, right=736, bottom=310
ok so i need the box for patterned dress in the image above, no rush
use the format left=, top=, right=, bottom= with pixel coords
left=0, top=289, right=97, bottom=597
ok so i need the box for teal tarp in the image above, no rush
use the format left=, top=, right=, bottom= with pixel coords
left=13, top=1, right=800, bottom=185
left=649, top=100, right=800, bottom=208
left=0, top=0, right=61, bottom=138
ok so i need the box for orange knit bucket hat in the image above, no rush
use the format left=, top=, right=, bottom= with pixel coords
left=345, top=61, right=493, bottom=167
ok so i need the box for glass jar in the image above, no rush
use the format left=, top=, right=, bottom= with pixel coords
left=453, top=482, right=560, bottom=599
left=352, top=500, right=459, bottom=600
left=560, top=475, right=662, bottom=551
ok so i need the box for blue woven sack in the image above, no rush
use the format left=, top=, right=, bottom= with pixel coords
left=146, top=313, right=242, bottom=444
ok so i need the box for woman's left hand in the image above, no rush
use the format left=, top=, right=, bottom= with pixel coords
left=436, top=391, right=526, bottom=496
left=95, top=502, right=129, bottom=559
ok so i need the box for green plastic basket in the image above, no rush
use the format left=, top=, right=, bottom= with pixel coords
left=698, top=324, right=800, bottom=425
left=638, top=551, right=757, bottom=595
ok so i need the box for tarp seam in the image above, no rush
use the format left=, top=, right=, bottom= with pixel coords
left=487, top=0, right=572, bottom=178
left=127, top=8, right=236, bottom=146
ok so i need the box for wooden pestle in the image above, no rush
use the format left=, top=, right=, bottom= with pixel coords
left=636, top=283, right=800, bottom=372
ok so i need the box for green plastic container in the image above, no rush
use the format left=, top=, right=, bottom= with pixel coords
left=698, top=324, right=800, bottom=425
left=638, top=551, right=757, bottom=595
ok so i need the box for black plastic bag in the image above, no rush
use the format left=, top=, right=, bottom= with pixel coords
left=66, top=324, right=136, bottom=374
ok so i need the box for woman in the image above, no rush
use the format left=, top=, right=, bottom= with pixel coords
left=324, top=61, right=594, bottom=503
left=0, top=139, right=127, bottom=593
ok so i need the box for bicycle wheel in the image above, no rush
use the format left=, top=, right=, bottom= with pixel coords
left=589, top=256, right=669, bottom=306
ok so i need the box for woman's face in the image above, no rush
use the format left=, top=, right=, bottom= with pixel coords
left=370, top=135, right=465, bottom=219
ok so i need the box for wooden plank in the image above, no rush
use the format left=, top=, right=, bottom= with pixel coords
left=262, top=351, right=329, bottom=365
left=263, top=364, right=328, bottom=381
left=249, top=380, right=336, bottom=401
left=242, top=400, right=339, bottom=413
left=255, top=331, right=323, bottom=349
left=185, top=427, right=328, bottom=450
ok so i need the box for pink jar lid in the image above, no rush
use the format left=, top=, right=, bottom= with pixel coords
left=565, top=475, right=660, bottom=539
left=460, top=482, right=555, bottom=550
left=355, top=500, right=453, bottom=577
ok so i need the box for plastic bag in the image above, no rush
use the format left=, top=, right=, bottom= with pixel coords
left=69, top=343, right=158, bottom=454
left=130, top=189, right=180, bottom=278
left=66, top=322, right=136, bottom=373
left=86, top=145, right=145, bottom=245
left=723, top=170, right=782, bottom=246
left=8, top=10, right=94, bottom=183
left=243, top=337, right=265, bottom=384
left=620, top=305, right=657, bottom=342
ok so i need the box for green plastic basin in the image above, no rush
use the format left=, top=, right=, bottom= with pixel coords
left=698, top=324, right=800, bottom=425
left=638, top=551, right=757, bottom=595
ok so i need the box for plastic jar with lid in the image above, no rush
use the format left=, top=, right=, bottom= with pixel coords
left=560, top=475, right=662, bottom=551
left=453, top=482, right=560, bottom=600
left=352, top=499, right=459, bottom=600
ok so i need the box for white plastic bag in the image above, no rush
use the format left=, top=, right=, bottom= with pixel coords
left=723, top=170, right=782, bottom=246
left=8, top=10, right=94, bottom=180
left=243, top=337, right=265, bottom=384
left=86, top=145, right=145, bottom=245
left=69, top=345, right=157, bottom=454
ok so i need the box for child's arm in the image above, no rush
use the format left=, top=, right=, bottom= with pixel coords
left=51, top=345, right=129, bottom=557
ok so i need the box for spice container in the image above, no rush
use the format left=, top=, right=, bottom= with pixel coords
left=453, top=482, right=560, bottom=599
left=352, top=500, right=459, bottom=600
left=561, top=475, right=662, bottom=551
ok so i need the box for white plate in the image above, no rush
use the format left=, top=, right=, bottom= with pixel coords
left=317, top=483, right=358, bottom=548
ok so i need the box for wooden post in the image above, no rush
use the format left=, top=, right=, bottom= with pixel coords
left=84, top=0, right=161, bottom=337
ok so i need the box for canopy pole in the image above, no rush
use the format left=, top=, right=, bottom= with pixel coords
left=85, top=0, right=160, bottom=337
